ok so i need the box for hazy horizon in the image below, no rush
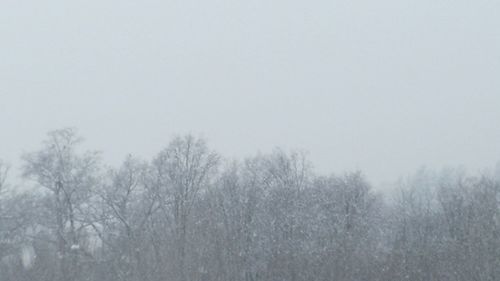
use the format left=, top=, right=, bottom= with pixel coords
left=2, top=0, right=500, bottom=185
left=2, top=2, right=500, bottom=281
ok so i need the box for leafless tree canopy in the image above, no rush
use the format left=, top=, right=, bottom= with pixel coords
left=1, top=129, right=500, bottom=281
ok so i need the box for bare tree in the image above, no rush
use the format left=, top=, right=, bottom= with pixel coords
left=152, top=135, right=219, bottom=281
left=3, top=129, right=500, bottom=281
left=93, top=155, right=159, bottom=281
left=22, top=128, right=101, bottom=281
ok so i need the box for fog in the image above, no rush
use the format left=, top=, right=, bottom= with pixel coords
left=2, top=0, right=500, bottom=185
left=1, top=129, right=500, bottom=281
left=1, top=2, right=500, bottom=280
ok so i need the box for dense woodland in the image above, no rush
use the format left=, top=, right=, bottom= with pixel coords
left=0, top=128, right=499, bottom=281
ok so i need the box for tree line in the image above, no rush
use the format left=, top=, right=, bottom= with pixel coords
left=1, top=128, right=499, bottom=281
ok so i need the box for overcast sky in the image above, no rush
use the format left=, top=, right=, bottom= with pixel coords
left=1, top=0, right=500, bottom=185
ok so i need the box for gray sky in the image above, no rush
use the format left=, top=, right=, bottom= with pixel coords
left=1, top=0, right=500, bottom=185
